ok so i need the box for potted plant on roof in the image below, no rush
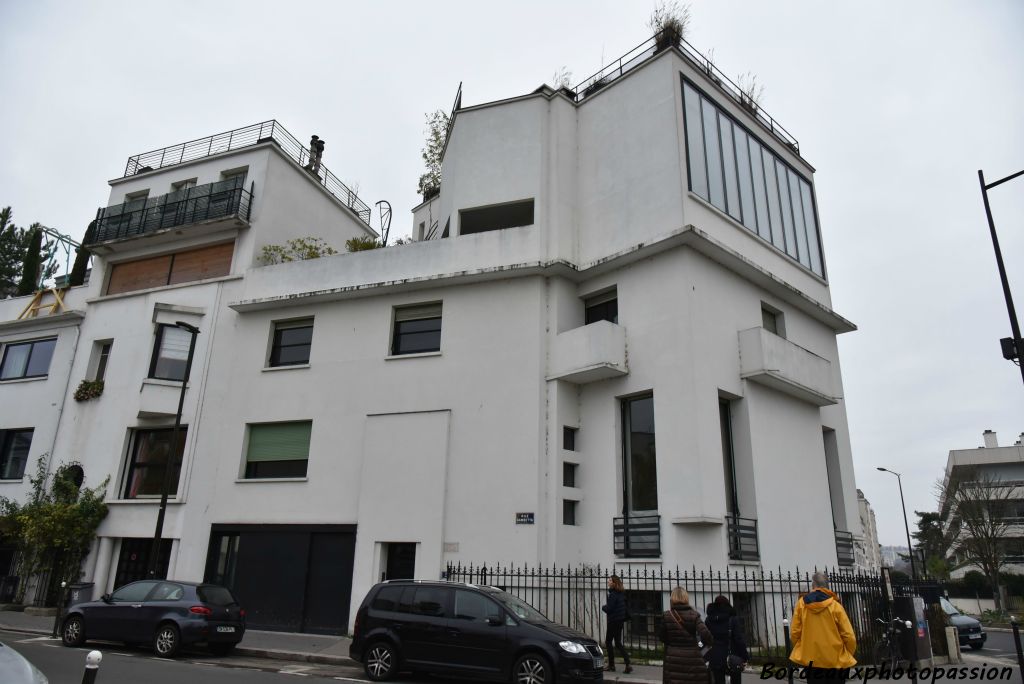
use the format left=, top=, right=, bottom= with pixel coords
left=737, top=71, right=765, bottom=116
left=650, top=1, right=691, bottom=53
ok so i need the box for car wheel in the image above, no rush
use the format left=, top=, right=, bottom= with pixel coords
left=208, top=643, right=236, bottom=657
left=61, top=615, right=86, bottom=647
left=513, top=653, right=552, bottom=684
left=364, top=641, right=398, bottom=681
left=153, top=622, right=181, bottom=658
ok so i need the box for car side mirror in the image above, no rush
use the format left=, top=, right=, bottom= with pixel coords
left=101, top=593, right=112, bottom=603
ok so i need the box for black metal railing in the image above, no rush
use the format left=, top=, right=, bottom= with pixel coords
left=91, top=179, right=252, bottom=245
left=122, top=120, right=372, bottom=225
left=569, top=30, right=800, bottom=154
left=446, top=563, right=935, bottom=661
left=613, top=514, right=661, bottom=558
left=727, top=515, right=760, bottom=561
left=835, top=530, right=856, bottom=567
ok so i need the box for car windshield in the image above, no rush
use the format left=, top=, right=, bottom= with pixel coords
left=940, top=598, right=960, bottom=615
left=198, top=585, right=238, bottom=606
left=489, top=591, right=547, bottom=621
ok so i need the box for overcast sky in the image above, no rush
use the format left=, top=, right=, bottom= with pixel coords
left=1, top=1, right=1021, bottom=547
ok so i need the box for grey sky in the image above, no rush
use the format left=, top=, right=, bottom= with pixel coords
left=1, top=0, right=1021, bottom=547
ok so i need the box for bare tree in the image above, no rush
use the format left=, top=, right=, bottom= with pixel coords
left=937, top=469, right=1017, bottom=610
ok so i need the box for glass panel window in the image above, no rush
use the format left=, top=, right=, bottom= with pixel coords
left=622, top=394, right=657, bottom=513
left=800, top=179, right=823, bottom=277
left=392, top=303, right=442, bottom=355
left=269, top=319, right=313, bottom=367
left=0, top=429, right=33, bottom=480
left=719, top=399, right=739, bottom=515
left=563, top=462, right=578, bottom=487
left=563, top=499, right=578, bottom=526
left=734, top=128, right=757, bottom=234
left=111, top=581, right=158, bottom=603
left=244, top=421, right=311, bottom=479
left=1, top=338, right=57, bottom=380
left=788, top=168, right=811, bottom=269
left=749, top=138, right=771, bottom=241
left=776, top=160, right=798, bottom=261
left=762, top=152, right=785, bottom=251
left=453, top=590, right=503, bottom=622
left=584, top=289, right=618, bottom=325
left=563, top=426, right=577, bottom=451
left=701, top=100, right=725, bottom=211
left=149, top=325, right=192, bottom=381
left=411, top=587, right=448, bottom=617
left=719, top=115, right=742, bottom=222
left=95, top=341, right=113, bottom=382
left=683, top=82, right=708, bottom=200
left=123, top=427, right=187, bottom=498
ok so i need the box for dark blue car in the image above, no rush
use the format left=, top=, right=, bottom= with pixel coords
left=60, top=580, right=245, bottom=657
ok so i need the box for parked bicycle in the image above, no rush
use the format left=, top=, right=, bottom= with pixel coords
left=874, top=617, right=913, bottom=669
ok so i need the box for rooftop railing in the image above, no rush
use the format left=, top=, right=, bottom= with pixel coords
left=570, top=31, right=800, bottom=155
left=122, top=120, right=372, bottom=225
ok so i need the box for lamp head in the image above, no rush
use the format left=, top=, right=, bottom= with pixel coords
left=174, top=321, right=200, bottom=335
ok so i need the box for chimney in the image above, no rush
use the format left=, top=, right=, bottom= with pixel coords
left=983, top=430, right=998, bottom=448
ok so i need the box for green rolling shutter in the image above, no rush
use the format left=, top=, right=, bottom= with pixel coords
left=247, top=422, right=312, bottom=462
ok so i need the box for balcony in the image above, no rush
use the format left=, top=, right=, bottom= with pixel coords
left=90, top=179, right=252, bottom=246
left=835, top=530, right=855, bottom=567
left=548, top=321, right=628, bottom=384
left=738, top=327, right=839, bottom=406
left=727, top=515, right=760, bottom=562
left=613, top=514, right=661, bottom=558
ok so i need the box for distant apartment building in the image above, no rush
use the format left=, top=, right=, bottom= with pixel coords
left=0, top=32, right=865, bottom=634
left=856, top=489, right=882, bottom=573
left=880, top=545, right=908, bottom=568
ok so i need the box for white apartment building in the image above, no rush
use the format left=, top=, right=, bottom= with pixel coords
left=0, top=36, right=863, bottom=634
left=855, top=489, right=882, bottom=573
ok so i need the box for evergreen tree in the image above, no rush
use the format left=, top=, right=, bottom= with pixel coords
left=68, top=221, right=95, bottom=287
left=0, top=207, right=29, bottom=297
left=16, top=224, right=43, bottom=296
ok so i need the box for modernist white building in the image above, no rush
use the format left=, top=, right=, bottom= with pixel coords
left=0, top=35, right=863, bottom=634
left=855, top=489, right=882, bottom=573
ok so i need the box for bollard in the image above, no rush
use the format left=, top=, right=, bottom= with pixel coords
left=81, top=650, right=102, bottom=684
left=1011, top=617, right=1024, bottom=684
left=783, top=618, right=794, bottom=684
left=51, top=581, right=67, bottom=638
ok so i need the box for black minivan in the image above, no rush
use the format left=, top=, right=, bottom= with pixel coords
left=350, top=580, right=604, bottom=683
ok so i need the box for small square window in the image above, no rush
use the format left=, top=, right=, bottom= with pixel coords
left=1, top=338, right=57, bottom=380
left=392, top=303, right=442, bottom=355
left=149, top=325, right=193, bottom=381
left=584, top=289, right=618, bottom=325
left=563, top=462, right=577, bottom=488
left=761, top=304, right=785, bottom=338
left=0, top=429, right=33, bottom=480
left=244, top=421, right=311, bottom=479
left=123, top=428, right=186, bottom=498
left=563, top=500, right=577, bottom=526
left=563, top=426, right=578, bottom=451
left=269, top=319, right=313, bottom=367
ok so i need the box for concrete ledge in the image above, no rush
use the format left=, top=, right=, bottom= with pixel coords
left=233, top=647, right=350, bottom=667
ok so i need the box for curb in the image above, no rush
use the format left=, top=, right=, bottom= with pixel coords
left=0, top=625, right=52, bottom=638
left=233, top=647, right=351, bottom=667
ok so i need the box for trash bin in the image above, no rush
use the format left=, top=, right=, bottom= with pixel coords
left=894, top=595, right=933, bottom=665
left=65, top=583, right=94, bottom=608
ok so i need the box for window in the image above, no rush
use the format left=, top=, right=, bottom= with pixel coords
left=149, top=582, right=184, bottom=601
left=149, top=324, right=192, bottom=381
left=584, top=289, right=618, bottom=325
left=761, top=304, right=784, bottom=338
left=244, top=421, right=311, bottom=479
left=622, top=394, right=658, bottom=513
left=205, top=532, right=240, bottom=587
left=123, top=427, right=187, bottom=498
left=682, top=78, right=824, bottom=277
left=563, top=426, right=577, bottom=451
left=410, top=587, right=448, bottom=617
left=371, top=585, right=406, bottom=612
left=0, top=429, right=33, bottom=480
left=563, top=499, right=578, bottom=526
left=111, top=581, right=158, bottom=603
left=563, top=462, right=578, bottom=488
left=93, top=341, right=113, bottom=381
left=391, top=303, right=442, bottom=355
left=459, top=199, right=534, bottom=235
left=453, top=590, right=503, bottom=622
left=1, top=338, right=57, bottom=380
left=269, top=319, right=313, bottom=367
left=719, top=399, right=739, bottom=515
left=170, top=179, right=197, bottom=194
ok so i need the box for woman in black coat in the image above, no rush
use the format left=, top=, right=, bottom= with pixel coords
left=601, top=574, right=632, bottom=673
left=705, top=595, right=749, bottom=684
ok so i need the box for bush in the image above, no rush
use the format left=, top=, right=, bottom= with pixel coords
left=259, top=237, right=338, bottom=265
left=73, top=379, right=104, bottom=402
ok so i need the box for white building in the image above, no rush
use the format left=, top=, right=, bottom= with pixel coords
left=855, top=489, right=882, bottom=573
left=0, top=36, right=863, bottom=633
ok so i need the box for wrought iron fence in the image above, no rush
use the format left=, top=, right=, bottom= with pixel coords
left=122, top=120, right=372, bottom=225
left=446, top=563, right=932, bottom=661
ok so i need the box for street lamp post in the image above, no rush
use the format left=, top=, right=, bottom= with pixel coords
left=978, top=168, right=1024, bottom=387
left=147, top=321, right=199, bottom=578
left=877, top=467, right=917, bottom=581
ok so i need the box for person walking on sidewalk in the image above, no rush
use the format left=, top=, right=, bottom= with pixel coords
left=705, top=595, right=748, bottom=684
left=789, top=571, right=857, bottom=682
left=661, top=587, right=714, bottom=684
left=601, top=574, right=632, bottom=673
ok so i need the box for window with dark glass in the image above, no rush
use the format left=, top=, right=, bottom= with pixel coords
left=459, top=199, right=534, bottom=235
left=391, top=303, right=442, bottom=355
left=94, top=341, right=113, bottom=381
left=584, top=289, right=618, bottom=325
left=269, top=319, right=313, bottom=367
left=563, top=500, right=578, bottom=526
left=719, top=399, right=739, bottom=515
left=563, top=426, right=577, bottom=451
left=453, top=590, right=502, bottom=622
left=761, top=304, right=784, bottom=338
left=148, top=325, right=192, bottom=381
left=244, top=421, right=311, bottom=479
left=410, top=586, right=448, bottom=617
left=123, top=427, right=187, bottom=498
left=563, top=462, right=577, bottom=487
left=681, top=78, right=824, bottom=278
left=0, top=338, right=57, bottom=380
left=0, top=429, right=33, bottom=480
left=622, top=394, right=657, bottom=513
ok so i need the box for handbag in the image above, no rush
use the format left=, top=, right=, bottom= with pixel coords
left=726, top=620, right=744, bottom=675
left=670, top=609, right=712, bottom=664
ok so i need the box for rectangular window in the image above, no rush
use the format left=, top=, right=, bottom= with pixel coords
left=563, top=462, right=578, bottom=488
left=563, top=499, right=577, bottom=526
left=149, top=324, right=192, bottom=381
left=459, top=199, right=534, bottom=235
left=584, top=289, right=618, bottom=325
left=1, top=338, right=57, bottom=380
left=761, top=304, right=785, bottom=338
left=719, top=115, right=742, bottom=222
left=701, top=99, right=725, bottom=211
left=719, top=400, right=738, bottom=515
left=0, top=429, right=33, bottom=480
left=94, top=341, right=113, bottom=381
left=562, top=426, right=577, bottom=451
left=683, top=83, right=708, bottom=200
left=788, top=168, right=811, bottom=269
left=269, top=319, right=313, bottom=367
left=244, top=421, right=312, bottom=479
left=622, top=394, right=658, bottom=513
left=123, top=427, right=187, bottom=498
left=392, top=303, right=442, bottom=355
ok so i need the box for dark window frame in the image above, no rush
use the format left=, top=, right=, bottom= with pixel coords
left=243, top=421, right=312, bottom=480
left=584, top=289, right=618, bottom=325
left=123, top=427, right=187, bottom=499
left=719, top=399, right=739, bottom=515
left=562, top=426, right=578, bottom=451
left=621, top=393, right=658, bottom=515
left=148, top=324, right=191, bottom=381
left=94, top=341, right=113, bottom=381
left=563, top=499, right=578, bottom=526
left=391, top=303, right=443, bottom=356
left=459, top=199, right=535, bottom=235
left=268, top=319, right=314, bottom=367
left=0, top=428, right=33, bottom=480
left=563, top=462, right=578, bottom=488
left=0, top=337, right=57, bottom=381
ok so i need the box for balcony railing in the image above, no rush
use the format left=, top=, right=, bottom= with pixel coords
left=613, top=514, right=661, bottom=558
left=727, top=515, right=760, bottom=562
left=91, top=179, right=252, bottom=245
left=122, top=120, right=371, bottom=226
left=835, top=530, right=855, bottom=567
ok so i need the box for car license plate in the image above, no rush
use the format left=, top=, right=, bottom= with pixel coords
left=216, top=626, right=236, bottom=633
left=970, top=634, right=981, bottom=639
